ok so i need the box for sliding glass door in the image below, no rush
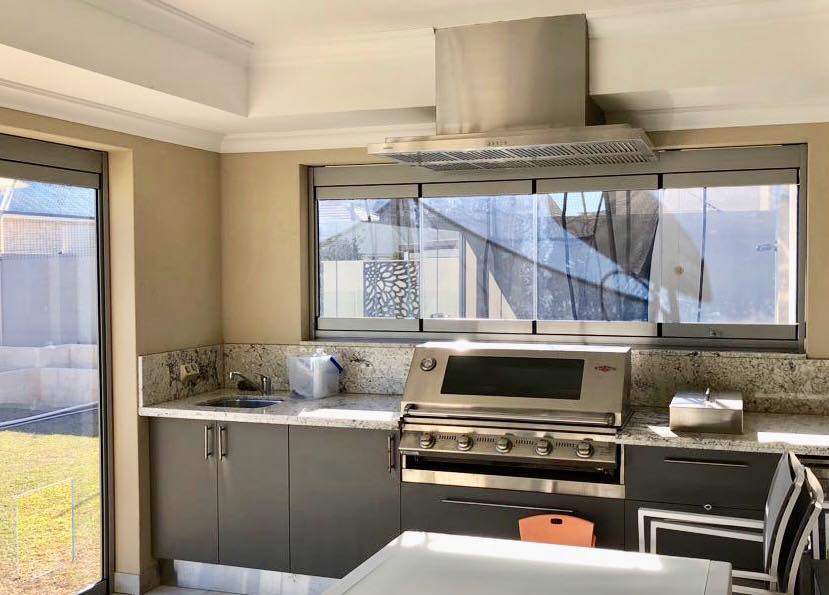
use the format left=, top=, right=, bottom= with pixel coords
left=0, top=135, right=108, bottom=595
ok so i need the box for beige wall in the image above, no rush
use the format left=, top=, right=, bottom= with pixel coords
left=0, top=107, right=223, bottom=583
left=221, top=149, right=380, bottom=343
left=221, top=123, right=829, bottom=357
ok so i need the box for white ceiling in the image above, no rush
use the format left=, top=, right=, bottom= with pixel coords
left=160, top=0, right=667, bottom=48
left=0, top=0, right=826, bottom=152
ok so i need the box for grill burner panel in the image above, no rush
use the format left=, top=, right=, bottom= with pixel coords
left=399, top=429, right=615, bottom=467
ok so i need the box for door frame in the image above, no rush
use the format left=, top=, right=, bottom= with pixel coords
left=0, top=132, right=112, bottom=595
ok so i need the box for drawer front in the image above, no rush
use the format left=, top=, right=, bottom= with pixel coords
left=625, top=446, right=779, bottom=510
left=625, top=500, right=764, bottom=571
left=402, top=483, right=625, bottom=549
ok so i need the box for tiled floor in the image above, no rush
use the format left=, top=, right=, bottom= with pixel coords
left=148, top=587, right=237, bottom=595
left=146, top=583, right=334, bottom=595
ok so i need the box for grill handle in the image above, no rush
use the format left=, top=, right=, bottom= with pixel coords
left=441, top=498, right=574, bottom=514
left=404, top=406, right=616, bottom=427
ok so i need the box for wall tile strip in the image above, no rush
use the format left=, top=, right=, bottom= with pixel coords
left=140, top=343, right=829, bottom=415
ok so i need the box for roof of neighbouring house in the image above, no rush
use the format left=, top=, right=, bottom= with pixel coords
left=0, top=180, right=96, bottom=218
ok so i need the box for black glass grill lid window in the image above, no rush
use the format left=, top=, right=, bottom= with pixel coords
left=440, top=356, right=584, bottom=399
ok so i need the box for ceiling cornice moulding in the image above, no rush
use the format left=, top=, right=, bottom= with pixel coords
left=2, top=77, right=828, bottom=154
left=0, top=77, right=223, bottom=151
left=138, top=0, right=254, bottom=47
left=618, top=101, right=829, bottom=133
left=80, top=0, right=254, bottom=65
left=220, top=122, right=436, bottom=153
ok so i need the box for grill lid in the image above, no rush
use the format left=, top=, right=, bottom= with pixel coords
left=368, top=15, right=656, bottom=170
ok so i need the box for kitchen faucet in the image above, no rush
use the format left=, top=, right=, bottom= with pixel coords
left=229, top=371, right=273, bottom=396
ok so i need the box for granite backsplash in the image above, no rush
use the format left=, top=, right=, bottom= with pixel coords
left=138, top=344, right=223, bottom=406
left=138, top=342, right=829, bottom=415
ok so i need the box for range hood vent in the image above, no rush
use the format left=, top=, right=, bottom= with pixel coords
left=368, top=15, right=656, bottom=170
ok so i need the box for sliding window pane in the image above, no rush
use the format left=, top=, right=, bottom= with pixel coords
left=318, top=198, right=419, bottom=318
left=652, top=183, right=797, bottom=324
left=421, top=194, right=535, bottom=320
left=537, top=190, right=659, bottom=321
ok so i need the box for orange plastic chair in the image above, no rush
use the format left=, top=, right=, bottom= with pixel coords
left=518, top=514, right=596, bottom=547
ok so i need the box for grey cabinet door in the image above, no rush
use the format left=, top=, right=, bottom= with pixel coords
left=289, top=427, right=400, bottom=578
left=625, top=446, right=778, bottom=510
left=402, top=483, right=625, bottom=549
left=218, top=422, right=290, bottom=571
left=150, top=418, right=219, bottom=563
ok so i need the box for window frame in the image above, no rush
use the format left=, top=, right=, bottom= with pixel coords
left=308, top=144, right=807, bottom=350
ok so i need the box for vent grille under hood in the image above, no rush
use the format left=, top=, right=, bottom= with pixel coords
left=368, top=15, right=656, bottom=171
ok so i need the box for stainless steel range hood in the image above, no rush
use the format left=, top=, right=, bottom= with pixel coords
left=368, top=15, right=656, bottom=170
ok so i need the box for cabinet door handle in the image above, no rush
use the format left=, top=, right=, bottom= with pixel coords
left=387, top=435, right=395, bottom=472
left=204, top=424, right=214, bottom=459
left=441, top=499, right=573, bottom=514
left=219, top=425, right=227, bottom=459
left=664, top=457, right=749, bottom=468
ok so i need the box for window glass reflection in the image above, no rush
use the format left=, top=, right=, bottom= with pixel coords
left=421, top=195, right=535, bottom=320
left=318, top=198, right=419, bottom=318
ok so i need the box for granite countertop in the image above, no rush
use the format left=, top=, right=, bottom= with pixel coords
left=140, top=391, right=829, bottom=456
left=619, top=407, right=829, bottom=456
left=138, top=389, right=402, bottom=431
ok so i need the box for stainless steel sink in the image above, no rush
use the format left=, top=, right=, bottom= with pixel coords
left=199, top=397, right=283, bottom=409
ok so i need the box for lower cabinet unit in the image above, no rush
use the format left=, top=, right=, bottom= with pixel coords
left=151, top=419, right=783, bottom=578
left=150, top=418, right=290, bottom=571
left=150, top=418, right=219, bottom=563
left=401, top=483, right=626, bottom=549
left=217, top=422, right=290, bottom=571
left=289, top=426, right=401, bottom=579
left=624, top=445, right=778, bottom=573
left=625, top=500, right=765, bottom=572
left=625, top=445, right=779, bottom=510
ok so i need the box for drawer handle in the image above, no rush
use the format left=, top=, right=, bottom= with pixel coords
left=441, top=499, right=573, bottom=514
left=664, top=457, right=749, bottom=469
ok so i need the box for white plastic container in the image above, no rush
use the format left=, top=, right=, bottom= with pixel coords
left=287, top=348, right=342, bottom=399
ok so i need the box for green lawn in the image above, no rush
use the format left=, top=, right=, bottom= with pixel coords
left=0, top=428, right=101, bottom=595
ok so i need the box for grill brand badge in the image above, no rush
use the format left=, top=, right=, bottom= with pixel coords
left=594, top=365, right=616, bottom=373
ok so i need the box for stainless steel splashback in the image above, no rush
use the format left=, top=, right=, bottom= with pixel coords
left=435, top=15, right=602, bottom=135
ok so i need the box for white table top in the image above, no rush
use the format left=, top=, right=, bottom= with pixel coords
left=325, top=532, right=732, bottom=595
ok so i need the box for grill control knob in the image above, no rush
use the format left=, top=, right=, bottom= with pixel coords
left=495, top=436, right=513, bottom=454
left=456, top=434, right=473, bottom=451
left=419, top=357, right=437, bottom=372
left=535, top=439, right=553, bottom=456
left=576, top=441, right=594, bottom=459
left=419, top=432, right=436, bottom=449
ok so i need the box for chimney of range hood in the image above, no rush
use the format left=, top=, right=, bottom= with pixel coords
left=435, top=14, right=604, bottom=135
left=368, top=14, right=656, bottom=171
